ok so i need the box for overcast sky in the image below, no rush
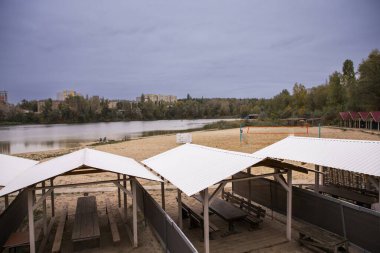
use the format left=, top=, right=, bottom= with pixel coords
left=0, top=0, right=379, bottom=103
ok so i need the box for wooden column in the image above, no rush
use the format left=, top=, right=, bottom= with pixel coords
left=203, top=188, right=210, bottom=253
left=315, top=165, right=320, bottom=192
left=117, top=174, right=121, bottom=208
left=28, top=189, right=35, bottom=253
left=132, top=179, right=138, bottom=247
left=248, top=168, right=252, bottom=205
left=161, top=177, right=165, bottom=210
left=177, top=189, right=183, bottom=229
left=286, top=170, right=292, bottom=241
left=50, top=178, right=55, bottom=217
left=123, top=175, right=127, bottom=220
left=42, top=181, right=47, bottom=236
left=4, top=195, right=9, bottom=209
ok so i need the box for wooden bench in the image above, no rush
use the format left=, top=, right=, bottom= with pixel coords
left=72, top=196, right=100, bottom=249
left=105, top=198, right=120, bottom=245
left=3, top=229, right=42, bottom=252
left=298, top=225, right=348, bottom=253
left=223, top=191, right=266, bottom=228
left=52, top=203, right=68, bottom=253
left=179, top=200, right=219, bottom=239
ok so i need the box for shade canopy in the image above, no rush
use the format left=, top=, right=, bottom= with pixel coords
left=253, top=136, right=380, bottom=177
left=0, top=148, right=161, bottom=196
left=142, top=143, right=265, bottom=196
left=0, top=154, right=38, bottom=187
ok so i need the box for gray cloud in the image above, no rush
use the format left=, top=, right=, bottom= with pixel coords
left=0, top=0, right=379, bottom=103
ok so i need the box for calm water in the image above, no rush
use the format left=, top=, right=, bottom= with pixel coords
left=0, top=119, right=226, bottom=154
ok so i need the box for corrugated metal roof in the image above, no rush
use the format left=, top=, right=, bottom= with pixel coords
left=0, top=154, right=38, bottom=187
left=142, top=143, right=264, bottom=196
left=339, top=112, right=350, bottom=121
left=349, top=111, right=360, bottom=120
left=358, top=112, right=370, bottom=121
left=253, top=136, right=380, bottom=177
left=370, top=111, right=380, bottom=122
left=0, top=148, right=161, bottom=196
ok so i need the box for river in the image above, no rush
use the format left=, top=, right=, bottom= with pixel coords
left=0, top=119, right=228, bottom=154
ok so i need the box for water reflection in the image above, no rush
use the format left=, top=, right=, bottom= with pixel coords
left=0, top=119, right=229, bottom=154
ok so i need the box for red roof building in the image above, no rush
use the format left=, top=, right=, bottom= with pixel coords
left=348, top=111, right=360, bottom=120
left=339, top=112, right=350, bottom=121
left=358, top=112, right=370, bottom=121
left=369, top=111, right=380, bottom=122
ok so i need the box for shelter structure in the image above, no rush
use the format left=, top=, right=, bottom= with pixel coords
left=142, top=143, right=308, bottom=253
left=369, top=111, right=380, bottom=131
left=253, top=136, right=380, bottom=208
left=0, top=148, right=161, bottom=253
left=358, top=112, right=371, bottom=129
left=339, top=112, right=350, bottom=127
left=0, top=154, right=38, bottom=209
left=348, top=111, right=360, bottom=128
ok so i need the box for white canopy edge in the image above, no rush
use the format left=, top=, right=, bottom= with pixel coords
left=252, top=136, right=380, bottom=177
left=0, top=154, right=38, bottom=187
left=142, top=143, right=265, bottom=196
left=0, top=148, right=161, bottom=196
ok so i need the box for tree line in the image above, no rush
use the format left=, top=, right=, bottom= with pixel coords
left=1, top=49, right=379, bottom=125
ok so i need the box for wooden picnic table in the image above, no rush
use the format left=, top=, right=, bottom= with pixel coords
left=308, top=185, right=377, bottom=206
left=193, top=194, right=247, bottom=236
left=3, top=229, right=42, bottom=251
left=72, top=196, right=100, bottom=247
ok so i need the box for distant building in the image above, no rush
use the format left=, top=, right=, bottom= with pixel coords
left=108, top=100, right=118, bottom=109
left=57, top=90, right=82, bottom=101
left=136, top=94, right=177, bottom=103
left=37, top=100, right=62, bottom=113
left=0, top=91, right=8, bottom=104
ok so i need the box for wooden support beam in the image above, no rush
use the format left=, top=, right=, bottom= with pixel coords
left=50, top=178, right=55, bottom=217
left=209, top=182, right=227, bottom=205
left=221, top=171, right=287, bottom=184
left=114, top=182, right=133, bottom=198
left=34, top=178, right=128, bottom=190
left=203, top=188, right=210, bottom=253
left=42, top=181, right=47, bottom=236
left=117, top=174, right=121, bottom=208
left=177, top=189, right=183, bottom=229
left=286, top=170, right=292, bottom=241
left=248, top=168, right=252, bottom=205
left=368, top=177, right=379, bottom=191
left=4, top=195, right=9, bottom=208
left=28, top=189, right=36, bottom=253
left=161, top=177, right=165, bottom=210
left=274, top=174, right=289, bottom=192
left=123, top=174, right=127, bottom=221
left=132, top=179, right=138, bottom=248
left=33, top=189, right=53, bottom=211
left=315, top=165, right=320, bottom=192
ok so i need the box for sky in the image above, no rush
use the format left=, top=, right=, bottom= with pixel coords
left=0, top=0, right=379, bottom=103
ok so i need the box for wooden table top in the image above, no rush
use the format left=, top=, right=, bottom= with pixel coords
left=193, top=195, right=247, bottom=222
left=72, top=196, right=100, bottom=242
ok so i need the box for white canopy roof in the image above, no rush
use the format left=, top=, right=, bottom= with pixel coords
left=253, top=136, right=380, bottom=177
left=0, top=154, right=38, bottom=187
left=0, top=148, right=161, bottom=196
left=142, top=143, right=265, bottom=196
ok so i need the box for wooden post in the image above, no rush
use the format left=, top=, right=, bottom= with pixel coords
left=28, top=189, right=36, bottom=253
left=132, top=179, right=138, bottom=247
left=203, top=188, right=210, bottom=253
left=42, top=181, right=47, bottom=236
left=248, top=168, right=252, bottom=205
left=117, top=174, right=121, bottom=208
left=50, top=178, right=55, bottom=217
left=177, top=189, right=183, bottom=229
left=161, top=176, right=165, bottom=210
left=286, top=170, right=292, bottom=241
left=123, top=174, right=127, bottom=220
left=4, top=195, right=9, bottom=208
left=315, top=165, right=320, bottom=192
